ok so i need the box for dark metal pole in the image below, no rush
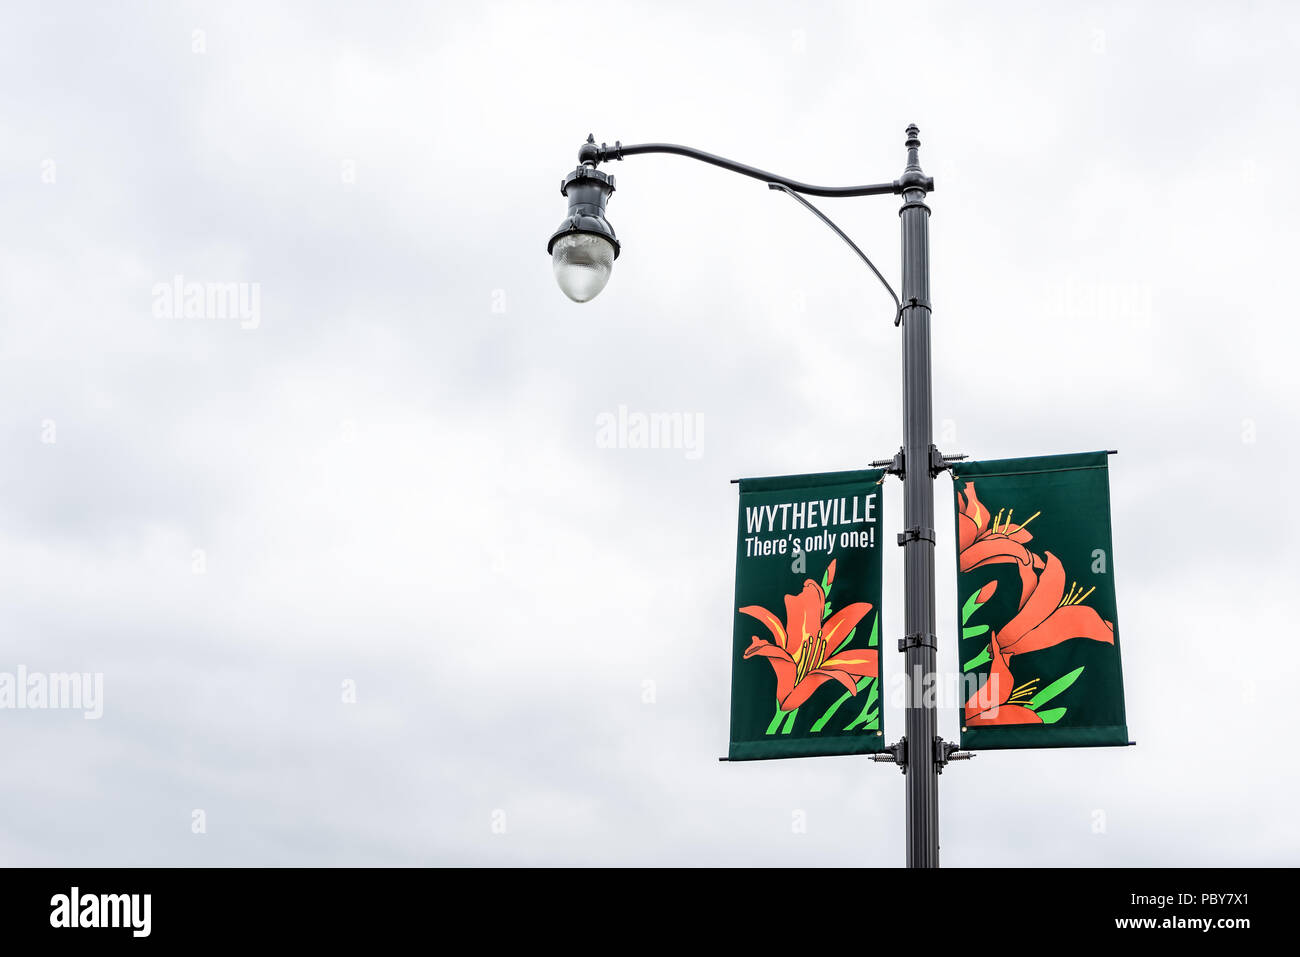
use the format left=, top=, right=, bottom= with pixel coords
left=898, top=125, right=939, bottom=867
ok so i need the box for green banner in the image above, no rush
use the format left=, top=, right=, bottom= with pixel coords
left=951, top=451, right=1129, bottom=750
left=728, top=469, right=886, bottom=760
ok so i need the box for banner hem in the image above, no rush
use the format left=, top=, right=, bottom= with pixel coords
left=727, top=737, right=888, bottom=761
left=960, top=725, right=1131, bottom=751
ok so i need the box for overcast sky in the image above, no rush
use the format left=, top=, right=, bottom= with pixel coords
left=1, top=0, right=1297, bottom=866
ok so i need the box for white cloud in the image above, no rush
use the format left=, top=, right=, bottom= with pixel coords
left=0, top=0, right=1295, bottom=865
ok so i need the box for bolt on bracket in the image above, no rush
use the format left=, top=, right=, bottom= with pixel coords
left=932, top=447, right=969, bottom=476
left=870, top=447, right=905, bottom=477
left=897, top=526, right=935, bottom=546
left=898, top=632, right=937, bottom=652
left=935, top=736, right=975, bottom=773
left=870, top=737, right=907, bottom=773
left=896, top=296, right=931, bottom=327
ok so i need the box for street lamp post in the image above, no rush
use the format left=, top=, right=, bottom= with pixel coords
left=548, top=126, right=957, bottom=868
left=896, top=125, right=941, bottom=867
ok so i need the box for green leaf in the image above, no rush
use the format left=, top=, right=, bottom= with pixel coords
left=1027, top=666, right=1085, bottom=711
left=960, top=587, right=989, bottom=625
left=809, top=708, right=838, bottom=734
left=868, top=615, right=879, bottom=648
left=863, top=681, right=879, bottom=710
left=781, top=709, right=799, bottom=734
left=962, top=624, right=989, bottom=640
left=845, top=706, right=879, bottom=732
left=823, top=601, right=832, bottom=618
left=963, top=647, right=991, bottom=671
left=821, top=567, right=832, bottom=595
left=1037, top=707, right=1067, bottom=724
left=843, top=683, right=880, bottom=731
left=765, top=709, right=787, bottom=735
left=810, top=675, right=874, bottom=733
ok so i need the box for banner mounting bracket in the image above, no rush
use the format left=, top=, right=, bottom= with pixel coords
left=898, top=632, right=937, bottom=652
left=872, top=446, right=965, bottom=481
left=870, top=447, right=905, bottom=477
left=870, top=737, right=907, bottom=772
left=935, top=737, right=974, bottom=773
left=931, top=446, right=967, bottom=476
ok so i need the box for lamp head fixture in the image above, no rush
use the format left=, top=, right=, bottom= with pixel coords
left=548, top=140, right=619, bottom=302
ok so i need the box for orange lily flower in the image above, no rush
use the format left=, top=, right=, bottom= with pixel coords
left=997, top=551, right=1115, bottom=657
left=957, top=482, right=1042, bottom=609
left=964, top=632, right=1042, bottom=726
left=739, top=561, right=876, bottom=711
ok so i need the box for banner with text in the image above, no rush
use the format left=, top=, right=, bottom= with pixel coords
left=951, top=451, right=1129, bottom=750
left=728, top=469, right=886, bottom=760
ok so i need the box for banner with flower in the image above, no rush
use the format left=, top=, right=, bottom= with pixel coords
left=728, top=469, right=886, bottom=760
left=951, top=451, right=1129, bottom=750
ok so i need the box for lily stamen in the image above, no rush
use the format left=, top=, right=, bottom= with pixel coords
left=1015, top=510, right=1041, bottom=531
left=738, top=565, right=877, bottom=713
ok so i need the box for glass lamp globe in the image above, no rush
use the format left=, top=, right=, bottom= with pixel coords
left=552, top=232, right=615, bottom=303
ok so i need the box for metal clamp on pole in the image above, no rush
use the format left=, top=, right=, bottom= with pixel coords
left=869, top=446, right=905, bottom=477
left=929, top=446, right=947, bottom=476
left=870, top=737, right=907, bottom=773
left=898, top=632, right=937, bottom=652
left=895, top=295, right=931, bottom=327
left=931, top=448, right=968, bottom=476
left=897, top=527, right=935, bottom=546
left=929, top=446, right=968, bottom=476
left=935, top=737, right=975, bottom=774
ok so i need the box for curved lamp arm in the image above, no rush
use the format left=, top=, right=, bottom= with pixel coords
left=552, top=134, right=934, bottom=311
left=766, top=182, right=904, bottom=326
left=580, top=138, right=932, bottom=197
